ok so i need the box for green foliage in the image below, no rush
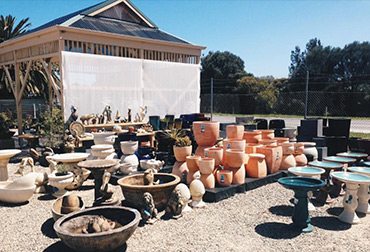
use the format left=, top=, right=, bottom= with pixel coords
left=0, top=112, right=12, bottom=139
left=55, top=164, right=69, bottom=175
left=174, top=136, right=191, bottom=147
left=0, top=15, right=31, bottom=43
left=39, top=107, right=64, bottom=148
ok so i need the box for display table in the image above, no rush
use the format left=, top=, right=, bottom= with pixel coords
left=18, top=134, right=39, bottom=148
left=83, top=122, right=145, bottom=132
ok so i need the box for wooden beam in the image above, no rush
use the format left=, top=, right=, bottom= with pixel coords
left=18, top=60, right=32, bottom=101
left=15, top=62, right=23, bottom=135
left=3, top=66, right=15, bottom=95
left=41, top=59, right=61, bottom=103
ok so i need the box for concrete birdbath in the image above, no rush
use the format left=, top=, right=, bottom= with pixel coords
left=77, top=159, right=119, bottom=206
left=361, top=161, right=370, bottom=167
left=347, top=166, right=370, bottom=214
left=337, top=152, right=368, bottom=163
left=0, top=149, right=21, bottom=181
left=278, top=177, right=325, bottom=233
left=323, top=156, right=356, bottom=167
left=331, top=171, right=370, bottom=224
left=309, top=160, right=343, bottom=204
left=51, top=153, right=90, bottom=190
left=288, top=166, right=325, bottom=211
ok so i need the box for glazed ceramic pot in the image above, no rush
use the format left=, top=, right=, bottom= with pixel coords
left=173, top=145, right=192, bottom=162
left=259, top=130, right=275, bottom=139
left=195, top=146, right=208, bottom=157
left=273, top=137, right=290, bottom=144
left=172, top=161, right=188, bottom=179
left=243, top=130, right=262, bottom=143
left=198, top=157, right=215, bottom=175
left=200, top=173, right=215, bottom=189
left=193, top=121, right=220, bottom=146
left=186, top=155, right=201, bottom=173
left=187, top=170, right=200, bottom=184
left=120, top=141, right=138, bottom=155
left=245, top=143, right=263, bottom=154
left=225, top=149, right=246, bottom=168
left=295, top=154, right=308, bottom=166
left=216, top=169, right=233, bottom=187
left=228, top=165, right=245, bottom=185
left=281, top=142, right=295, bottom=155
left=226, top=125, right=244, bottom=140
left=258, top=139, right=278, bottom=146
left=302, top=142, right=318, bottom=160
left=223, top=139, right=246, bottom=151
left=204, top=147, right=223, bottom=166
left=294, top=143, right=305, bottom=155
left=256, top=145, right=283, bottom=174
left=280, top=154, right=296, bottom=170
left=246, top=153, right=267, bottom=178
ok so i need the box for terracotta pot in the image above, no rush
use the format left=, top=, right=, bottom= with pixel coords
left=273, top=137, right=289, bottom=144
left=225, top=149, right=246, bottom=168
left=193, top=121, right=220, bottom=146
left=172, top=161, right=188, bottom=179
left=226, top=125, right=244, bottom=140
left=259, top=130, right=275, bottom=139
left=228, top=165, right=245, bottom=185
left=295, top=153, right=308, bottom=166
left=186, top=155, right=201, bottom=173
left=281, top=142, right=295, bottom=155
left=173, top=145, right=192, bottom=162
left=222, top=139, right=246, bottom=151
left=204, top=147, right=223, bottom=166
left=216, top=170, right=233, bottom=187
left=280, top=154, right=296, bottom=170
left=186, top=170, right=200, bottom=184
left=198, top=157, right=215, bottom=175
left=246, top=153, right=267, bottom=178
left=200, top=173, right=215, bottom=189
left=302, top=142, right=318, bottom=160
left=243, top=131, right=262, bottom=143
left=294, top=143, right=304, bottom=155
left=245, top=143, right=263, bottom=154
left=256, top=145, right=283, bottom=174
left=258, top=139, right=278, bottom=146
left=195, top=146, right=208, bottom=157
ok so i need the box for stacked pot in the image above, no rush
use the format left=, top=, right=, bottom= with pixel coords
left=193, top=121, right=220, bottom=157
left=172, top=144, right=192, bottom=181
left=293, top=142, right=308, bottom=166
left=90, top=144, right=116, bottom=159
left=244, top=130, right=267, bottom=178
left=120, top=141, right=139, bottom=172
left=186, top=155, right=201, bottom=184
left=280, top=142, right=296, bottom=170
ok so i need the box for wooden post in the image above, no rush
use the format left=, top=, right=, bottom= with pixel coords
left=15, top=62, right=23, bottom=135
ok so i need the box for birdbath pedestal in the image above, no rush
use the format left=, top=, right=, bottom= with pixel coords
left=78, top=159, right=119, bottom=206
left=278, top=177, right=325, bottom=233
left=309, top=160, right=343, bottom=204
left=288, top=166, right=325, bottom=211
left=347, top=167, right=370, bottom=214
left=0, top=149, right=21, bottom=181
left=337, top=152, right=368, bottom=164
left=331, top=171, right=370, bottom=224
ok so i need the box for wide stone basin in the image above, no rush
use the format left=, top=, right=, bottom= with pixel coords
left=54, top=206, right=140, bottom=252
left=117, top=173, right=180, bottom=211
left=308, top=160, right=343, bottom=169
left=337, top=152, right=368, bottom=159
left=288, top=166, right=325, bottom=177
left=51, top=153, right=90, bottom=163
left=323, top=156, right=356, bottom=164
left=0, top=181, right=35, bottom=204
left=347, top=166, right=370, bottom=176
left=278, top=177, right=326, bottom=191
left=0, top=149, right=21, bottom=160
left=331, top=171, right=370, bottom=185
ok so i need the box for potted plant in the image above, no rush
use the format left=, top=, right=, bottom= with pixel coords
left=173, top=135, right=192, bottom=162
left=38, top=107, right=64, bottom=153
left=0, top=112, right=15, bottom=149
left=48, top=164, right=74, bottom=197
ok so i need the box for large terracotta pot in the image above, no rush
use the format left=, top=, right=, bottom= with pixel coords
left=294, top=143, right=304, bottom=155
left=302, top=142, right=318, bottom=160
left=295, top=153, right=308, bottom=166
left=172, top=161, right=188, bottom=179
left=259, top=130, right=275, bottom=139
left=204, top=147, right=223, bottom=166
left=246, top=153, right=267, bottom=178
left=216, top=169, right=233, bottom=187
left=173, top=145, right=192, bottom=162
left=281, top=142, right=295, bottom=155
left=186, top=170, right=200, bottom=184
left=280, top=154, right=296, bottom=170
left=225, top=149, right=246, bottom=168
left=245, top=143, right=263, bottom=154
left=195, top=146, right=208, bottom=157
left=258, top=139, right=278, bottom=146
left=273, top=137, right=289, bottom=144
left=256, top=145, right=283, bottom=174
left=226, top=125, right=244, bottom=140
left=200, top=173, right=215, bottom=189
left=198, top=157, right=215, bottom=175
left=243, top=131, right=262, bottom=143
left=222, top=139, right=246, bottom=151
left=186, top=155, right=200, bottom=173
left=193, top=121, right=220, bottom=146
left=228, top=165, right=245, bottom=185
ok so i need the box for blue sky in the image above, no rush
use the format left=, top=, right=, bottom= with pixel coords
left=2, top=0, right=370, bottom=77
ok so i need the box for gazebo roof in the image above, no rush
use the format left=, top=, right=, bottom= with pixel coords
left=20, top=0, right=189, bottom=44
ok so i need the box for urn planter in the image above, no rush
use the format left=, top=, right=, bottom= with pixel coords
left=200, top=173, right=215, bottom=189
left=216, top=169, right=233, bottom=187
left=186, top=155, right=200, bottom=173
left=198, top=157, right=215, bottom=175
left=173, top=145, right=192, bottom=162
left=258, top=139, right=278, bottom=146
left=243, top=130, right=262, bottom=143
left=193, top=121, right=220, bottom=146
left=225, top=149, right=246, bottom=168
left=280, top=154, right=297, bottom=170
left=245, top=143, right=263, bottom=154
left=204, top=147, right=223, bottom=166
left=282, top=142, right=295, bottom=155
left=246, top=153, right=267, bottom=178
left=256, top=145, right=283, bottom=174
left=295, top=154, right=308, bottom=167
left=226, top=125, right=244, bottom=140
left=229, top=165, right=246, bottom=185
left=259, top=129, right=275, bottom=139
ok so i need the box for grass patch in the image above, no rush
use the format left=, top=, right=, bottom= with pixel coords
left=350, top=132, right=370, bottom=139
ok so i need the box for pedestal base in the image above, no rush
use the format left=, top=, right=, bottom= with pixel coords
left=356, top=184, right=370, bottom=214
left=338, top=210, right=360, bottom=224
left=338, top=182, right=360, bottom=224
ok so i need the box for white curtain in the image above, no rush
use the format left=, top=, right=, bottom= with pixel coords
left=62, top=51, right=200, bottom=121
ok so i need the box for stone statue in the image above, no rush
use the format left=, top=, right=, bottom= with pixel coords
left=64, top=134, right=76, bottom=153
left=99, top=171, right=114, bottom=202
left=141, top=192, right=158, bottom=224
left=15, top=157, right=35, bottom=176
left=102, top=105, right=112, bottom=123
left=128, top=108, right=132, bottom=122
left=165, top=187, right=187, bottom=219
left=143, top=168, right=159, bottom=186
left=80, top=114, right=95, bottom=125
left=139, top=106, right=147, bottom=122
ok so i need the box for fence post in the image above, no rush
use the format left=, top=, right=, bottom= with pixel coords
left=304, top=70, right=309, bottom=119
left=210, top=78, right=213, bottom=121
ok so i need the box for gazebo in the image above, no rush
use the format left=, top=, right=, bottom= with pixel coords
left=0, top=0, right=205, bottom=134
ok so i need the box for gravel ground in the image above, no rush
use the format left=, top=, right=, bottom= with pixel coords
left=1, top=164, right=370, bottom=252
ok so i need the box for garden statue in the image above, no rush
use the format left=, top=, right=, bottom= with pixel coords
left=139, top=106, right=147, bottom=122
left=80, top=114, right=95, bottom=125
left=98, top=114, right=105, bottom=124
left=46, top=156, right=58, bottom=173
left=128, top=108, right=132, bottom=122
left=141, top=192, right=158, bottom=224
left=66, top=106, right=78, bottom=127
left=115, top=110, right=121, bottom=123
left=30, top=147, right=54, bottom=167
left=165, top=186, right=187, bottom=219
left=99, top=171, right=115, bottom=202
left=64, top=135, right=76, bottom=153
left=15, top=157, right=35, bottom=176
left=91, top=114, right=98, bottom=125
left=143, top=168, right=159, bottom=185
left=102, top=105, right=113, bottom=123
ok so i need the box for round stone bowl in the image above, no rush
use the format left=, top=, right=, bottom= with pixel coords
left=0, top=181, right=35, bottom=204
left=288, top=166, right=325, bottom=177
left=54, top=206, right=140, bottom=252
left=52, top=196, right=85, bottom=221
left=278, top=177, right=326, bottom=191
left=117, top=173, right=180, bottom=211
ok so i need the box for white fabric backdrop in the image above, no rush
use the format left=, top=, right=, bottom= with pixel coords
left=62, top=51, right=200, bottom=121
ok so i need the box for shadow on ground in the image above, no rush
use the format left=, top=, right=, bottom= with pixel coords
left=326, top=207, right=343, bottom=216
left=268, top=205, right=294, bottom=217
left=41, top=218, right=58, bottom=238
left=76, top=185, right=95, bottom=191
left=43, top=241, right=127, bottom=252
left=38, top=194, right=55, bottom=201
left=255, top=222, right=301, bottom=239
left=311, top=216, right=351, bottom=231
left=0, top=201, right=29, bottom=207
